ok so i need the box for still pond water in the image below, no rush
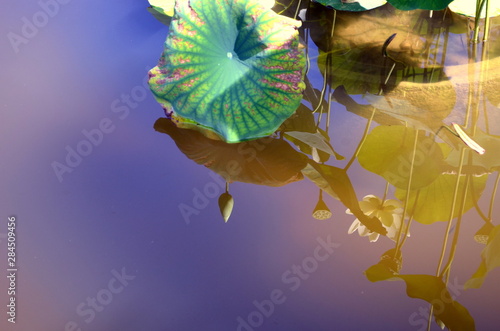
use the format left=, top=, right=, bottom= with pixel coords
left=1, top=1, right=500, bottom=330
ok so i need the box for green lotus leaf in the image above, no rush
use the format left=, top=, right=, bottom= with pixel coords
left=357, top=126, right=444, bottom=190
left=149, top=0, right=306, bottom=143
left=465, top=224, right=500, bottom=289
left=395, top=173, right=488, bottom=224
left=313, top=0, right=387, bottom=11
left=386, top=0, right=453, bottom=10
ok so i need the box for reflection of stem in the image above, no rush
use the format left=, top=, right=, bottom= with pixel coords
left=436, top=148, right=466, bottom=276
left=471, top=178, right=491, bottom=222
left=313, top=10, right=335, bottom=115
left=473, top=0, right=486, bottom=43
left=344, top=107, right=375, bottom=171
left=326, top=84, right=332, bottom=134
left=488, top=171, right=500, bottom=220
left=440, top=171, right=471, bottom=279
left=426, top=148, right=466, bottom=331
left=484, top=0, right=490, bottom=42
left=394, top=129, right=419, bottom=257
left=396, top=191, right=418, bottom=252
left=381, top=181, right=389, bottom=203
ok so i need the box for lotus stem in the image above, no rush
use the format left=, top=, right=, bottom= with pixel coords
left=293, top=0, right=302, bottom=20
left=473, top=0, right=486, bottom=43
left=484, top=0, right=490, bottom=41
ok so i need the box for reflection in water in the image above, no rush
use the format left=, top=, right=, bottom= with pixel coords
left=150, top=1, right=500, bottom=330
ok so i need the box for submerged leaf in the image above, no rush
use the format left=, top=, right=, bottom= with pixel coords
left=149, top=0, right=306, bottom=143
left=465, top=224, right=500, bottom=289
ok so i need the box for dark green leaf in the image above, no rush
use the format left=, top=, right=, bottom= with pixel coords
left=314, top=0, right=387, bottom=11
left=386, top=0, right=453, bottom=10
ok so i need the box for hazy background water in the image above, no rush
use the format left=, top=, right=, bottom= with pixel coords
left=1, top=1, right=499, bottom=331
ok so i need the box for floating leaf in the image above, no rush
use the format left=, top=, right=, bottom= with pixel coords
left=386, top=0, right=453, bottom=10
left=302, top=161, right=387, bottom=235
left=449, top=0, right=500, bottom=18
left=358, top=126, right=444, bottom=190
left=365, top=264, right=476, bottom=331
left=154, top=118, right=307, bottom=186
left=218, top=192, right=234, bottom=222
left=149, top=0, right=306, bottom=143
left=395, top=173, right=488, bottom=224
left=465, top=224, right=500, bottom=289
left=313, top=0, right=387, bottom=11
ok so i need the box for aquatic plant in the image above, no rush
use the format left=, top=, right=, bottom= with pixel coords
left=149, top=0, right=306, bottom=143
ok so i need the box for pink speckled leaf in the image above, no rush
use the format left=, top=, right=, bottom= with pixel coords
left=149, top=0, right=306, bottom=143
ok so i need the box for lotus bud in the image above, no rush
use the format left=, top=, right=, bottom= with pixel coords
left=218, top=183, right=234, bottom=223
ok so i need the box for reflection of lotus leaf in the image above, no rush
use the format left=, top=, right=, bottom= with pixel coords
left=149, top=0, right=306, bottom=143
left=365, top=264, right=475, bottom=331
left=395, top=173, right=488, bottom=224
left=445, top=130, right=500, bottom=174
left=154, top=118, right=307, bottom=186
left=466, top=224, right=500, bottom=289
left=358, top=126, right=444, bottom=190
left=310, top=6, right=456, bottom=94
